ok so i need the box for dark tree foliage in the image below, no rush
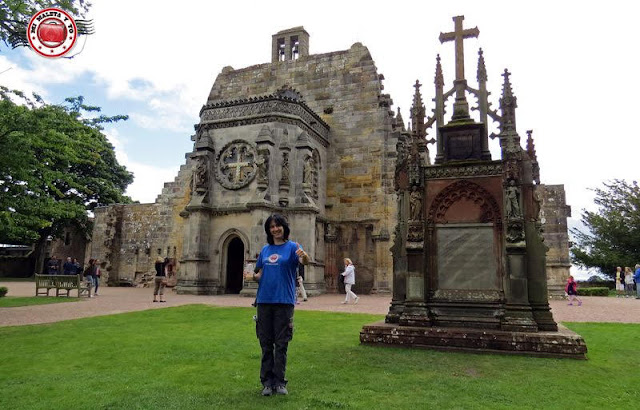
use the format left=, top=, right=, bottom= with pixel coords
left=0, top=87, right=133, bottom=244
left=571, top=179, right=640, bottom=279
left=0, top=0, right=91, bottom=50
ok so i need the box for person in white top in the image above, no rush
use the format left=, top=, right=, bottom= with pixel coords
left=624, top=267, right=635, bottom=298
left=341, top=258, right=359, bottom=304
left=615, top=266, right=624, bottom=297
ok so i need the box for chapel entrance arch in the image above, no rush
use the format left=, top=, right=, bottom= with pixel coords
left=225, top=237, right=244, bottom=294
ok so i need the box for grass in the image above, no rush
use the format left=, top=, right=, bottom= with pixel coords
left=0, top=296, right=81, bottom=308
left=0, top=305, right=638, bottom=409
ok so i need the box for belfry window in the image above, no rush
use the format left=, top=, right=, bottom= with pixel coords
left=291, top=36, right=299, bottom=60
left=277, top=38, right=285, bottom=61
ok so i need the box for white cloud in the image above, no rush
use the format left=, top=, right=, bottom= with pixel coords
left=2, top=0, right=639, bottom=217
left=103, top=128, right=179, bottom=204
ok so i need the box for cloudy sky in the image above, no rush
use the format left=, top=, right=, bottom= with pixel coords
left=1, top=1, right=637, bottom=276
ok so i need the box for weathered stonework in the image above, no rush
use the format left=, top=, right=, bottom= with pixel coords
left=88, top=162, right=193, bottom=286
left=363, top=15, right=585, bottom=358
left=540, top=185, right=572, bottom=297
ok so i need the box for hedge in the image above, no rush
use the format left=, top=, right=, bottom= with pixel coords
left=0, top=286, right=8, bottom=297
left=576, top=287, right=609, bottom=297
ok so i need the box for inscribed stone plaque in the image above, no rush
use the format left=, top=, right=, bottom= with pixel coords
left=436, top=224, right=498, bottom=290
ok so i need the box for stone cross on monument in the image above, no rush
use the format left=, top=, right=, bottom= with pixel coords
left=439, top=15, right=479, bottom=121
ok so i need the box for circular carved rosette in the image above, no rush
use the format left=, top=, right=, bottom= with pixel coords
left=215, top=140, right=257, bottom=190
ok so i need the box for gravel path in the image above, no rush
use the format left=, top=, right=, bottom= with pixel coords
left=1, top=281, right=639, bottom=327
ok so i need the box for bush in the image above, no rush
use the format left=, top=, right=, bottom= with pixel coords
left=0, top=287, right=8, bottom=297
left=577, top=287, right=609, bottom=296
left=577, top=280, right=615, bottom=290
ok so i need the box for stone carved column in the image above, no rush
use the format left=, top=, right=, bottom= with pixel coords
left=250, top=125, right=275, bottom=204
left=295, top=133, right=315, bottom=206
left=501, top=168, right=537, bottom=331
left=177, top=151, right=219, bottom=295
left=525, top=184, right=558, bottom=331
left=278, top=148, right=290, bottom=207
left=385, top=194, right=407, bottom=323
left=324, top=223, right=338, bottom=293
left=399, top=184, right=429, bottom=327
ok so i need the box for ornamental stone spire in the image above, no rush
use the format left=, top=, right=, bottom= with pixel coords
left=411, top=80, right=426, bottom=139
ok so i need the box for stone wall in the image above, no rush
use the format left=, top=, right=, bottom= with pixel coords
left=88, top=163, right=193, bottom=286
left=49, top=225, right=88, bottom=268
left=540, top=184, right=572, bottom=297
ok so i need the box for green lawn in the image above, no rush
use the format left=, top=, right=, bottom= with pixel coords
left=0, top=296, right=81, bottom=308
left=0, top=305, right=637, bottom=409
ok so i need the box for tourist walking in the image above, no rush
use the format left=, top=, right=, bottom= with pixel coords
left=634, top=264, right=640, bottom=299
left=295, top=263, right=308, bottom=304
left=153, top=257, right=167, bottom=303
left=341, top=258, right=359, bottom=304
left=83, top=259, right=96, bottom=298
left=624, top=267, right=635, bottom=298
left=615, top=266, right=625, bottom=297
left=243, top=213, right=310, bottom=396
left=90, top=259, right=101, bottom=295
left=565, top=275, right=581, bottom=306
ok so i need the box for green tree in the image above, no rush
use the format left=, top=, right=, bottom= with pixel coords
left=571, top=179, right=640, bottom=279
left=0, top=87, right=133, bottom=245
left=0, top=0, right=90, bottom=50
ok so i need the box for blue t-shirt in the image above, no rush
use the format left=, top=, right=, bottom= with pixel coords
left=255, top=241, right=301, bottom=305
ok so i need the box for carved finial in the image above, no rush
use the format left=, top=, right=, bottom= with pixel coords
left=413, top=80, right=422, bottom=100
left=500, top=68, right=518, bottom=131
left=498, top=68, right=520, bottom=154
left=477, top=48, right=487, bottom=82
left=435, top=54, right=444, bottom=87
left=411, top=80, right=426, bottom=138
left=527, top=129, right=541, bottom=184
left=395, top=107, right=406, bottom=132
left=501, top=69, right=514, bottom=99
left=276, top=84, right=303, bottom=101
left=526, top=130, right=537, bottom=160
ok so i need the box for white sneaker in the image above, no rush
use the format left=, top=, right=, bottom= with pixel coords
left=341, top=301, right=348, bottom=304
left=355, top=297, right=360, bottom=304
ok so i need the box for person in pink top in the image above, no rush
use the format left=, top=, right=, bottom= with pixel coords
left=565, top=275, right=582, bottom=306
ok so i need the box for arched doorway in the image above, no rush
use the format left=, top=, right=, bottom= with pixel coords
left=226, top=237, right=244, bottom=294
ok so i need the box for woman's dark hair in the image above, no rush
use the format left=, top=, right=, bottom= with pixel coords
left=264, top=214, right=290, bottom=245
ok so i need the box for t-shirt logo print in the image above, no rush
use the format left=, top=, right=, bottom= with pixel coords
left=268, top=254, right=280, bottom=264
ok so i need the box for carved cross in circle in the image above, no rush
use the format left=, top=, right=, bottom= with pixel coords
left=221, top=146, right=253, bottom=184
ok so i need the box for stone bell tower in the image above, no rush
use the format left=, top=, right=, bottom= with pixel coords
left=272, top=27, right=310, bottom=62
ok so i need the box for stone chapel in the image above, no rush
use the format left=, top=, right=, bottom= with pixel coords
left=86, top=25, right=571, bottom=297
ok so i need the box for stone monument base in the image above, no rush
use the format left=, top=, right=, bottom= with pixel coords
left=360, top=321, right=587, bottom=359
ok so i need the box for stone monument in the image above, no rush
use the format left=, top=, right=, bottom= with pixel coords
left=360, top=16, right=586, bottom=358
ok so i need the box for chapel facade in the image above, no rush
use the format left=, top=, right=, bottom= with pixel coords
left=86, top=26, right=571, bottom=296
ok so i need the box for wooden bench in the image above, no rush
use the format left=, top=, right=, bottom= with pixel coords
left=35, top=274, right=92, bottom=297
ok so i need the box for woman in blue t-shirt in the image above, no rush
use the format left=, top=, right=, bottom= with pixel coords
left=244, top=213, right=310, bottom=396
